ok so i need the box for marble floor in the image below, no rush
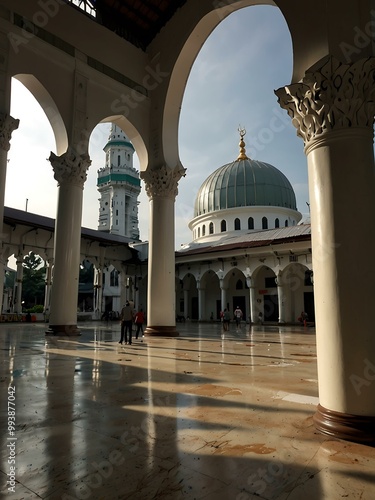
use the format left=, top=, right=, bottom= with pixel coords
left=0, top=321, right=374, bottom=500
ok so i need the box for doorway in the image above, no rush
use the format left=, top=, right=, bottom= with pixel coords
left=263, top=294, right=279, bottom=322
left=232, top=296, right=246, bottom=321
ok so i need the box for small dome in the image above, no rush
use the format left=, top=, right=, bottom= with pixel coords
left=194, top=158, right=297, bottom=217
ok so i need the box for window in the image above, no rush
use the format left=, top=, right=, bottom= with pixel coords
left=116, top=210, right=118, bottom=216
left=234, top=218, right=241, bottom=230
left=110, top=269, right=119, bottom=287
left=265, top=276, right=276, bottom=288
left=275, top=218, right=279, bottom=228
left=262, top=217, right=268, bottom=229
left=221, top=220, right=227, bottom=232
left=117, top=155, right=120, bottom=166
left=209, top=222, right=214, bottom=234
left=202, top=225, right=206, bottom=236
left=285, top=220, right=289, bottom=227
left=248, top=217, right=254, bottom=230
left=235, top=279, right=243, bottom=290
left=198, top=227, right=201, bottom=238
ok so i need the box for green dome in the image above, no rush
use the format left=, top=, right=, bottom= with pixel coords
left=194, top=158, right=297, bottom=217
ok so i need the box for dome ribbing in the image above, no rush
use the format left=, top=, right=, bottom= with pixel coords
left=194, top=158, right=297, bottom=217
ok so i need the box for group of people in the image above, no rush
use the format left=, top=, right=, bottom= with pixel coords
left=118, top=301, right=145, bottom=345
left=220, top=306, right=244, bottom=331
left=220, top=307, right=265, bottom=330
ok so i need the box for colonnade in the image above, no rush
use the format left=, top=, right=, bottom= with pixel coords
left=178, top=263, right=312, bottom=325
left=0, top=0, right=373, bottom=444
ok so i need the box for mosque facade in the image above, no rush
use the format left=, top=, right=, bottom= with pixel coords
left=97, top=128, right=314, bottom=325
left=0, top=0, right=374, bottom=445
left=175, top=130, right=313, bottom=324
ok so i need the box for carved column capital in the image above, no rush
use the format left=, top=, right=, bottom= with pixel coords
left=0, top=113, right=19, bottom=151
left=49, top=147, right=91, bottom=188
left=140, top=164, right=186, bottom=200
left=275, top=56, right=375, bottom=146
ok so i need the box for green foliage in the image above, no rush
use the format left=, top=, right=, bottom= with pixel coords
left=22, top=252, right=46, bottom=309
left=26, top=305, right=44, bottom=313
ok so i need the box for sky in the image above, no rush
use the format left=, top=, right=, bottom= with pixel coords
left=5, top=5, right=309, bottom=257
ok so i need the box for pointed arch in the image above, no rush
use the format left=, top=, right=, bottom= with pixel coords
left=13, top=74, right=68, bottom=155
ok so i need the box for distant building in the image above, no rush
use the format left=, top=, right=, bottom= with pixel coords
left=96, top=124, right=142, bottom=315
left=97, top=124, right=141, bottom=240
left=175, top=130, right=313, bottom=323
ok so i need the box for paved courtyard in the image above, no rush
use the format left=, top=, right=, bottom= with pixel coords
left=0, top=321, right=374, bottom=499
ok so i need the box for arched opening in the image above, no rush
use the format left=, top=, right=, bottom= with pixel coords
left=8, top=78, right=61, bottom=225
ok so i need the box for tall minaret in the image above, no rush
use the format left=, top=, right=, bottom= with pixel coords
left=97, top=124, right=141, bottom=240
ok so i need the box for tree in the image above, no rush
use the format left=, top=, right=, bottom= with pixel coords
left=22, top=252, right=45, bottom=309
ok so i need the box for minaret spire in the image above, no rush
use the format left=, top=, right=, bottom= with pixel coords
left=236, top=126, right=249, bottom=160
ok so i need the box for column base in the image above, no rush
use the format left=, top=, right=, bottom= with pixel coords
left=313, top=404, right=375, bottom=445
left=144, top=326, right=179, bottom=337
left=46, top=324, right=81, bottom=336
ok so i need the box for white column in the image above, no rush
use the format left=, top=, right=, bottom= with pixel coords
left=94, top=266, right=103, bottom=317
left=276, top=56, right=375, bottom=443
left=0, top=113, right=19, bottom=312
left=141, top=165, right=185, bottom=336
left=43, top=258, right=53, bottom=317
left=220, top=279, right=226, bottom=312
left=249, top=286, right=257, bottom=324
left=47, top=148, right=91, bottom=335
left=276, top=272, right=286, bottom=324
left=14, top=252, right=24, bottom=314
left=119, top=264, right=127, bottom=310
left=197, top=281, right=206, bottom=321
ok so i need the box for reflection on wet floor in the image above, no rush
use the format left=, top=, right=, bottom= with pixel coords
left=0, top=321, right=374, bottom=499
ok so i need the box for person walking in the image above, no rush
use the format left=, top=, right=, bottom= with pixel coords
left=135, top=308, right=145, bottom=340
left=119, top=301, right=135, bottom=345
left=223, top=308, right=231, bottom=331
left=234, top=306, right=243, bottom=331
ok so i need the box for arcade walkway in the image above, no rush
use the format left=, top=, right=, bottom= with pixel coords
left=0, top=321, right=374, bottom=499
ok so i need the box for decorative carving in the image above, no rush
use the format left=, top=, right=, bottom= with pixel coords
left=0, top=113, right=19, bottom=151
left=141, top=164, right=186, bottom=199
left=275, top=56, right=375, bottom=145
left=49, top=147, right=91, bottom=187
left=275, top=270, right=283, bottom=286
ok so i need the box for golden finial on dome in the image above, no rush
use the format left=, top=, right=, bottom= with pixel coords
left=237, top=126, right=249, bottom=160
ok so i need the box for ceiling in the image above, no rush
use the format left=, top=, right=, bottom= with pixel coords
left=68, top=0, right=187, bottom=50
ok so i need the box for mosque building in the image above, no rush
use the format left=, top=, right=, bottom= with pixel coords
left=96, top=127, right=314, bottom=325
left=0, top=0, right=374, bottom=464
left=175, top=129, right=313, bottom=324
